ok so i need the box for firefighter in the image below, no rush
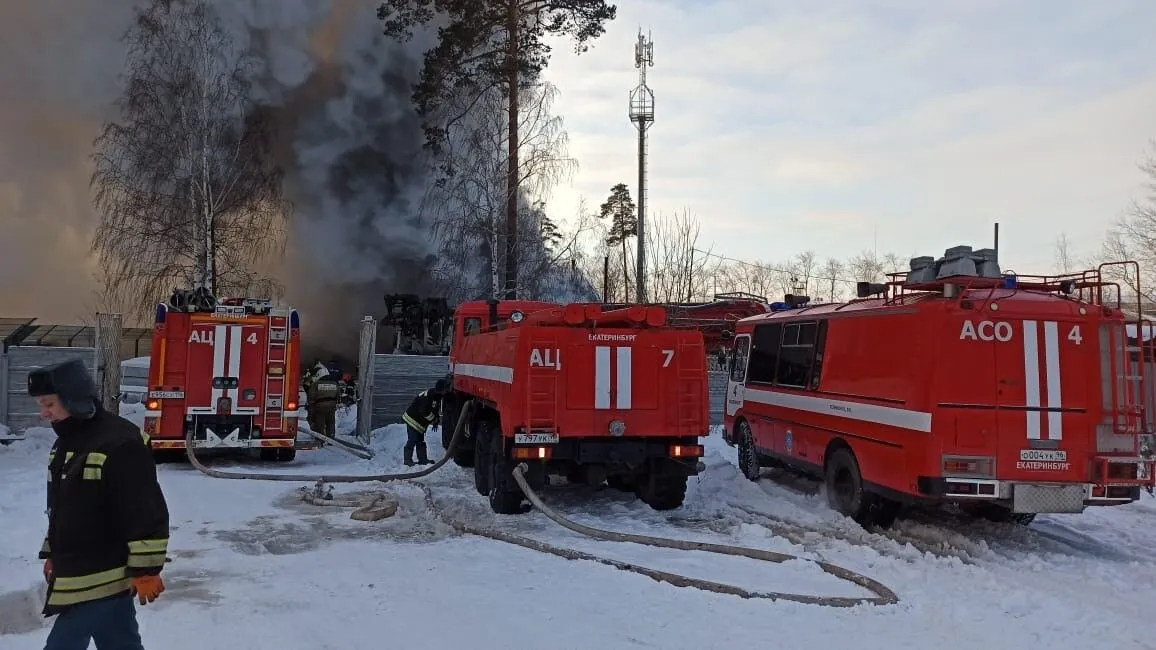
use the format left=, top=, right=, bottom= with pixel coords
left=401, top=379, right=447, bottom=466
left=28, top=359, right=169, bottom=650
left=302, top=359, right=329, bottom=392
left=306, top=369, right=341, bottom=439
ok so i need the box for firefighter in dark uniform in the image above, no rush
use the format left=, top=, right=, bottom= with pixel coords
left=401, top=379, right=447, bottom=466
left=28, top=359, right=169, bottom=650
left=305, top=368, right=340, bottom=439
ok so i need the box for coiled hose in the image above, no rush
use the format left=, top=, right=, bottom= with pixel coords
left=183, top=401, right=899, bottom=607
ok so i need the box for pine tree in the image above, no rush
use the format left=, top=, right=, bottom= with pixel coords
left=599, top=183, right=636, bottom=299
left=378, top=0, right=617, bottom=299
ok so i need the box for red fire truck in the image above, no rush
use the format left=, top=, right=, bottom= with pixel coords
left=440, top=299, right=711, bottom=514
left=723, top=253, right=1156, bottom=528
left=143, top=291, right=307, bottom=462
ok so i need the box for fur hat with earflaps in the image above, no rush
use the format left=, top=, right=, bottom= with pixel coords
left=27, top=358, right=100, bottom=419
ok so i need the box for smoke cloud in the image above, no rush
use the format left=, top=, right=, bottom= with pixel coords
left=0, top=0, right=138, bottom=321
left=0, top=0, right=443, bottom=362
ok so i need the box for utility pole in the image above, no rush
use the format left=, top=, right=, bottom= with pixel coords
left=629, top=29, right=654, bottom=304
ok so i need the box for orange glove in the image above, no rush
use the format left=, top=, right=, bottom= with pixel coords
left=130, top=575, right=165, bottom=605
left=43, top=559, right=52, bottom=584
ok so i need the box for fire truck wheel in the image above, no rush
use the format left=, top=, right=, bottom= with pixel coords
left=473, top=416, right=494, bottom=496
left=824, top=446, right=897, bottom=529
left=487, top=429, right=528, bottom=514
left=445, top=397, right=475, bottom=468
left=638, top=462, right=688, bottom=511
left=441, top=397, right=461, bottom=450
left=736, top=421, right=761, bottom=482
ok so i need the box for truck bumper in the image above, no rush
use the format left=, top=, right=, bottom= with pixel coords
left=515, top=437, right=705, bottom=475
left=152, top=435, right=299, bottom=450
left=917, top=476, right=1141, bottom=513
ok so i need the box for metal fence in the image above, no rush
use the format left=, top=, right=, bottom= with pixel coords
left=368, top=354, right=450, bottom=430
left=1, top=346, right=98, bottom=431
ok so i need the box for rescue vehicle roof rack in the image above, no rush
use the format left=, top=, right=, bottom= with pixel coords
left=713, top=291, right=767, bottom=303
left=869, top=244, right=1139, bottom=313
left=166, top=288, right=275, bottom=315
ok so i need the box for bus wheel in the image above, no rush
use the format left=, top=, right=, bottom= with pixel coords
left=736, top=421, right=761, bottom=482
left=824, top=447, right=897, bottom=529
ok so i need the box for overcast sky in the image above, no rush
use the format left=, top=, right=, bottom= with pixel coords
left=541, top=0, right=1156, bottom=276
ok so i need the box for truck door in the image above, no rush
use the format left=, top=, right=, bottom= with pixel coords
left=994, top=318, right=1089, bottom=480
left=726, top=335, right=750, bottom=417
left=186, top=321, right=224, bottom=414
left=231, top=324, right=266, bottom=416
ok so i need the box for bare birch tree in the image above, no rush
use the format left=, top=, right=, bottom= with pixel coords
left=819, top=257, right=846, bottom=301
left=91, top=0, right=288, bottom=319
left=644, top=209, right=722, bottom=303
left=1099, top=144, right=1156, bottom=304
left=423, top=81, right=588, bottom=302
left=1055, top=233, right=1075, bottom=273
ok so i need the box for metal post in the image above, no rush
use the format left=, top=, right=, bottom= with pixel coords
left=629, top=30, right=655, bottom=305
left=0, top=350, right=9, bottom=430
left=356, top=316, right=377, bottom=445
left=994, top=222, right=1000, bottom=264
left=603, top=255, right=610, bottom=302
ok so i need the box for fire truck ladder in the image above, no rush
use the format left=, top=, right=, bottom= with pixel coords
left=263, top=311, right=290, bottom=434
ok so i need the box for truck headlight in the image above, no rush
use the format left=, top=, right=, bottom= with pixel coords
left=609, top=420, right=626, bottom=437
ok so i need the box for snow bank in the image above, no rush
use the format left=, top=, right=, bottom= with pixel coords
left=2, top=423, right=1155, bottom=649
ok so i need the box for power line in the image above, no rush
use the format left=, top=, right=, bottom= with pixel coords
left=691, top=248, right=863, bottom=287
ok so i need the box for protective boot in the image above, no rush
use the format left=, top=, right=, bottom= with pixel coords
left=403, top=441, right=416, bottom=466
left=416, top=442, right=432, bottom=465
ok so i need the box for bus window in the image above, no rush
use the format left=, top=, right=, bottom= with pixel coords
left=730, top=337, right=751, bottom=383
left=748, top=322, right=782, bottom=384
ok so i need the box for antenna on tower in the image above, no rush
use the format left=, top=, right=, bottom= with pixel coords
left=629, top=29, right=655, bottom=304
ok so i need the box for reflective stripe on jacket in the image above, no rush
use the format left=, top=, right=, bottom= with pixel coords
left=42, top=408, right=170, bottom=616
left=401, top=390, right=440, bottom=433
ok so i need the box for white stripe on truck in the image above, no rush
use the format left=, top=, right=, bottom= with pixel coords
left=594, top=346, right=611, bottom=409
left=1022, top=320, right=1042, bottom=440
left=1042, top=320, right=1063, bottom=440
left=615, top=346, right=632, bottom=409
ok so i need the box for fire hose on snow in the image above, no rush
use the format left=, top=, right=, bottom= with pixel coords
left=300, top=426, right=375, bottom=460
left=183, top=401, right=900, bottom=608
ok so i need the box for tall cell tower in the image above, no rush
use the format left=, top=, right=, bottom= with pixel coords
left=629, top=29, right=654, bottom=304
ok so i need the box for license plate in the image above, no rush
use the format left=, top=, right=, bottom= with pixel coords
left=1019, top=449, right=1067, bottom=462
left=148, top=391, right=185, bottom=399
left=515, top=433, right=559, bottom=444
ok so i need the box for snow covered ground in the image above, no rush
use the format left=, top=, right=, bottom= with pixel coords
left=2, top=418, right=1155, bottom=649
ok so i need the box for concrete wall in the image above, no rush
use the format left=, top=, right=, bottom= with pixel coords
left=1, top=346, right=97, bottom=431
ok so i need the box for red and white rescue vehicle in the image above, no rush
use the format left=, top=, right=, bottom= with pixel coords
left=441, top=300, right=711, bottom=514
left=143, top=292, right=307, bottom=462
left=723, top=251, right=1156, bottom=527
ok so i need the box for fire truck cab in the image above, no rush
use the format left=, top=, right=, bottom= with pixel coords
left=723, top=248, right=1156, bottom=528
left=143, top=289, right=307, bottom=462
left=441, top=300, right=711, bottom=514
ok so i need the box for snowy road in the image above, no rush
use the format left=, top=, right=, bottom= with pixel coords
left=2, top=421, right=1154, bottom=650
